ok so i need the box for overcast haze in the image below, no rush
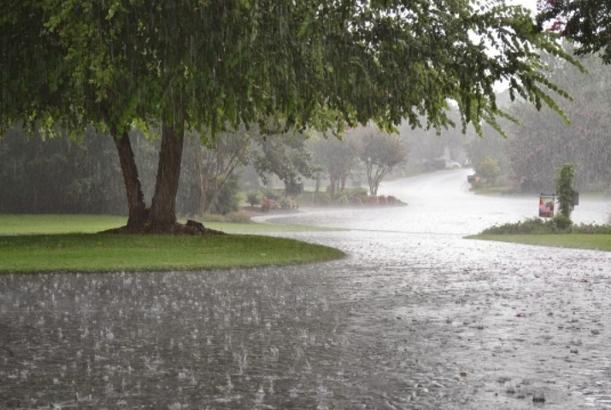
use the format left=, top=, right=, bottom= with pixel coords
left=512, top=0, right=537, bottom=14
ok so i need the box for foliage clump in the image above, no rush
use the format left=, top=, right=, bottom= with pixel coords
left=246, top=192, right=261, bottom=207
left=556, top=163, right=578, bottom=219
left=552, top=214, right=572, bottom=230
left=476, top=156, right=501, bottom=184
left=481, top=218, right=611, bottom=235
left=355, top=129, right=408, bottom=196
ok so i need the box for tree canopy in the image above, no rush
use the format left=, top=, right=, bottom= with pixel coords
left=351, top=126, right=408, bottom=196
left=3, top=1, right=576, bottom=133
left=1, top=0, right=576, bottom=232
left=537, top=0, right=611, bottom=63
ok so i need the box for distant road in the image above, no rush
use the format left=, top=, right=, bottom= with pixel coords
left=264, top=169, right=610, bottom=235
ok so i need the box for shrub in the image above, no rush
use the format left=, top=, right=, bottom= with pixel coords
left=201, top=213, right=227, bottom=222
left=556, top=163, right=577, bottom=219
left=246, top=192, right=260, bottom=207
left=386, top=195, right=404, bottom=205
left=552, top=214, right=572, bottom=230
left=346, top=187, right=368, bottom=197
left=350, top=195, right=363, bottom=205
left=481, top=217, right=611, bottom=235
left=263, top=190, right=279, bottom=201
left=278, top=197, right=298, bottom=209
left=260, top=197, right=278, bottom=212
left=481, top=218, right=559, bottom=234
left=337, top=194, right=350, bottom=205
left=201, top=211, right=251, bottom=223
left=572, top=223, right=611, bottom=234
left=313, top=192, right=331, bottom=205
left=226, top=211, right=252, bottom=223
left=278, top=197, right=291, bottom=209
left=476, top=156, right=501, bottom=184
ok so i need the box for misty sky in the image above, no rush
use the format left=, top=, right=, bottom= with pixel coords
left=512, top=0, right=537, bottom=14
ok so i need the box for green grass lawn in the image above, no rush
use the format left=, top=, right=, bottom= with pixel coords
left=0, top=214, right=331, bottom=235
left=0, top=214, right=344, bottom=273
left=469, top=233, right=611, bottom=252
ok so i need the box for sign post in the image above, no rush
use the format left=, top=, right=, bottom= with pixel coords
left=539, top=193, right=555, bottom=218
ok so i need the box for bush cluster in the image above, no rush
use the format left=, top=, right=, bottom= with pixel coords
left=481, top=217, right=611, bottom=235
left=295, top=188, right=405, bottom=207
left=201, top=211, right=252, bottom=223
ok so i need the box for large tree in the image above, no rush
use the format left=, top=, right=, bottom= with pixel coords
left=2, top=0, right=575, bottom=233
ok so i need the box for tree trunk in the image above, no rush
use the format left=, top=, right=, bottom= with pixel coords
left=150, top=121, right=184, bottom=231
left=196, top=146, right=206, bottom=216
left=113, top=130, right=147, bottom=230
left=199, top=170, right=210, bottom=215
left=329, top=176, right=336, bottom=196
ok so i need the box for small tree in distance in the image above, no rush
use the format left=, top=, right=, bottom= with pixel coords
left=310, top=135, right=358, bottom=196
left=354, top=128, right=408, bottom=196
left=556, top=163, right=577, bottom=219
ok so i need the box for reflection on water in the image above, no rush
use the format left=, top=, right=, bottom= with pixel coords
left=1, top=170, right=611, bottom=409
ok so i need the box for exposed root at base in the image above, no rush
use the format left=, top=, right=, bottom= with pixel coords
left=101, top=219, right=225, bottom=236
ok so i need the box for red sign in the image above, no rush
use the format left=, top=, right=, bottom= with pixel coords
left=539, top=194, right=555, bottom=218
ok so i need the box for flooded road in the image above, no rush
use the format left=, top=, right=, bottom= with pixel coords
left=265, top=169, right=610, bottom=235
left=1, top=170, right=611, bottom=409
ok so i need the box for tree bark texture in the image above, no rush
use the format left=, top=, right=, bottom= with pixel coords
left=113, top=131, right=147, bottom=230
left=150, top=122, right=184, bottom=231
left=329, top=176, right=337, bottom=196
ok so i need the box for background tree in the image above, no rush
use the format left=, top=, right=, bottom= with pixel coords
left=0, top=128, right=243, bottom=216
left=476, top=156, right=502, bottom=185
left=190, top=131, right=251, bottom=215
left=537, top=0, right=611, bottom=63
left=505, top=52, right=611, bottom=192
left=465, top=135, right=511, bottom=180
left=556, top=163, right=578, bottom=219
left=353, top=127, right=408, bottom=196
left=310, top=135, right=358, bottom=196
left=462, top=47, right=611, bottom=193
left=0, top=127, right=126, bottom=214
left=246, top=192, right=261, bottom=208
left=253, top=129, right=313, bottom=196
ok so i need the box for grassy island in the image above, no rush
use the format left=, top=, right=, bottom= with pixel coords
left=469, top=233, right=611, bottom=252
left=468, top=217, right=611, bottom=252
left=0, top=215, right=344, bottom=273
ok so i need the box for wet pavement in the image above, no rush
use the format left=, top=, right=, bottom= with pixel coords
left=1, top=170, right=610, bottom=409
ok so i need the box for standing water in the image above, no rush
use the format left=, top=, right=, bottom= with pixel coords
left=1, top=169, right=610, bottom=409
left=262, top=169, right=610, bottom=234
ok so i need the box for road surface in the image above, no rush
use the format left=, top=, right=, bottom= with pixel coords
left=1, top=169, right=610, bottom=409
